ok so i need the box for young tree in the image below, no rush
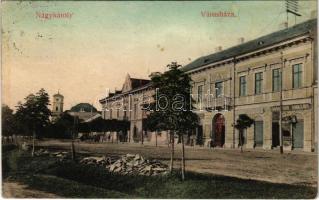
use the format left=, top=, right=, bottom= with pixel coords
left=55, top=112, right=78, bottom=160
left=147, top=62, right=199, bottom=180
left=144, top=116, right=165, bottom=147
left=234, top=114, right=254, bottom=153
left=15, top=89, right=51, bottom=156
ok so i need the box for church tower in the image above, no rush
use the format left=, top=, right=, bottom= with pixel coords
left=51, top=92, right=64, bottom=122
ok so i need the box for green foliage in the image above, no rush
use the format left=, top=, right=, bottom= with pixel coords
left=147, top=62, right=199, bottom=135
left=15, top=88, right=51, bottom=137
left=78, top=118, right=130, bottom=133
left=1, top=104, right=16, bottom=136
left=44, top=112, right=76, bottom=139
left=234, top=114, right=254, bottom=131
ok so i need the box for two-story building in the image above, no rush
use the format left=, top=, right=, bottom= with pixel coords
left=184, top=18, right=317, bottom=152
left=100, top=19, right=317, bottom=151
left=99, top=74, right=169, bottom=144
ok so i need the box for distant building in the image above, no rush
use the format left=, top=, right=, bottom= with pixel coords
left=99, top=74, right=168, bottom=144
left=51, top=92, right=64, bottom=122
left=67, top=103, right=100, bottom=122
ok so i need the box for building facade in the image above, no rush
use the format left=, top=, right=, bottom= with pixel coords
left=100, top=19, right=317, bottom=152
left=186, top=19, right=317, bottom=152
left=100, top=74, right=169, bottom=144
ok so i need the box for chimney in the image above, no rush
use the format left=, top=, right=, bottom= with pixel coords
left=311, top=10, right=317, bottom=19
left=105, top=88, right=110, bottom=97
left=279, top=22, right=288, bottom=30
left=215, top=46, right=222, bottom=52
left=238, top=37, right=245, bottom=44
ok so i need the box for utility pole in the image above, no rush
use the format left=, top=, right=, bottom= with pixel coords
left=286, top=0, right=302, bottom=27
left=232, top=57, right=236, bottom=149
left=279, top=52, right=284, bottom=154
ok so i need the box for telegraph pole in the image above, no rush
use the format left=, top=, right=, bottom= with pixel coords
left=279, top=53, right=284, bottom=154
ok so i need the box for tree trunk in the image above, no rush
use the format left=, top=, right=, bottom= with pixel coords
left=128, top=130, right=131, bottom=143
left=240, top=130, right=243, bottom=153
left=155, top=131, right=158, bottom=147
left=141, top=131, right=144, bottom=145
left=169, top=131, right=174, bottom=173
left=71, top=140, right=75, bottom=160
left=31, top=131, right=35, bottom=157
left=117, top=132, right=119, bottom=144
left=71, top=126, right=76, bottom=160
left=181, top=134, right=185, bottom=181
left=194, top=128, right=197, bottom=149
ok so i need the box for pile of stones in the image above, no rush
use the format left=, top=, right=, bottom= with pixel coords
left=34, top=148, right=69, bottom=160
left=80, top=154, right=168, bottom=176
left=21, top=142, right=30, bottom=151
left=80, top=156, right=116, bottom=166
left=34, top=148, right=50, bottom=156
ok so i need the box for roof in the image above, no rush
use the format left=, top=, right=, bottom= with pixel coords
left=130, top=78, right=150, bottom=90
left=182, top=19, right=317, bottom=72
left=99, top=82, right=152, bottom=103
left=53, top=93, right=64, bottom=98
left=83, top=113, right=102, bottom=122
left=70, top=103, right=98, bottom=112
left=102, top=77, right=150, bottom=100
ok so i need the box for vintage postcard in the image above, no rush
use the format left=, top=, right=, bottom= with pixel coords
left=1, top=0, right=318, bottom=198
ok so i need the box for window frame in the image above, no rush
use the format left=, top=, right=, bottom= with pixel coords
left=215, top=81, right=223, bottom=97
left=292, top=63, right=302, bottom=89
left=134, top=104, right=137, bottom=119
left=123, top=106, right=127, bottom=119
left=254, top=72, right=263, bottom=95
left=272, top=68, right=282, bottom=92
left=197, top=85, right=204, bottom=102
left=239, top=76, right=247, bottom=96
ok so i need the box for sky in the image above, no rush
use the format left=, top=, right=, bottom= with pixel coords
left=2, top=1, right=317, bottom=111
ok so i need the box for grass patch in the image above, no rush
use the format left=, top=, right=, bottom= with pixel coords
left=2, top=146, right=317, bottom=198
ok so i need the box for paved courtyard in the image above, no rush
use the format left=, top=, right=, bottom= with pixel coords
left=36, top=139, right=317, bottom=187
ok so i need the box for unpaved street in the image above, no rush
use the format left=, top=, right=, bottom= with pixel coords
left=2, top=181, right=60, bottom=198
left=36, top=139, right=317, bottom=187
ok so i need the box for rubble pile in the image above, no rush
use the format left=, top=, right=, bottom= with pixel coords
left=34, top=148, right=50, bottom=156
left=80, top=154, right=168, bottom=176
left=34, top=148, right=69, bottom=160
left=30, top=147, right=168, bottom=176
left=79, top=156, right=117, bottom=166
left=21, top=142, right=30, bottom=151
left=50, top=151, right=69, bottom=159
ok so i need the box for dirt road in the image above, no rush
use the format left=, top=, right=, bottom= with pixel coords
left=2, top=181, right=60, bottom=198
left=36, top=140, right=317, bottom=187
